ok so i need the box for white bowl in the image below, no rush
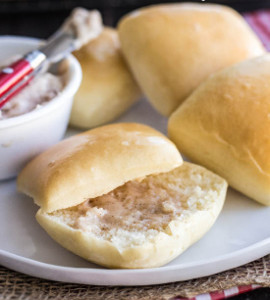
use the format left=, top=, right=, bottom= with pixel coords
left=0, top=36, right=82, bottom=180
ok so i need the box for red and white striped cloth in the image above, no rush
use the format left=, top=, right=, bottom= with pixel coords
left=173, top=284, right=260, bottom=300
left=244, top=10, right=270, bottom=50
left=171, top=9, right=270, bottom=300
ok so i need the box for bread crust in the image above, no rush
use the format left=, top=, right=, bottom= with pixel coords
left=70, top=28, right=141, bottom=129
left=17, top=123, right=182, bottom=212
left=118, top=3, right=265, bottom=116
left=169, top=55, right=270, bottom=206
left=36, top=162, right=227, bottom=269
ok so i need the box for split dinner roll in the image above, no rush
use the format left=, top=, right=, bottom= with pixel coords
left=118, top=3, right=265, bottom=116
left=17, top=123, right=227, bottom=269
left=168, top=55, right=270, bottom=206
left=70, top=28, right=141, bottom=129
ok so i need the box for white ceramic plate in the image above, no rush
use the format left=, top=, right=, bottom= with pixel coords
left=0, top=97, right=270, bottom=286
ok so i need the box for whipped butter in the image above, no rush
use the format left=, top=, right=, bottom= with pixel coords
left=49, top=163, right=219, bottom=248
left=0, top=72, right=63, bottom=120
left=74, top=178, right=185, bottom=233
left=61, top=8, right=103, bottom=50
left=53, top=173, right=191, bottom=248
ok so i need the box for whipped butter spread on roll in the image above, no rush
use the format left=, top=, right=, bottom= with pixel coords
left=49, top=164, right=220, bottom=249
left=74, top=178, right=187, bottom=231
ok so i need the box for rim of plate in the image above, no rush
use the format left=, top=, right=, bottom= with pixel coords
left=0, top=237, right=269, bottom=286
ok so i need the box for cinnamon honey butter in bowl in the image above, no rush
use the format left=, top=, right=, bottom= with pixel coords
left=17, top=123, right=228, bottom=269
left=0, top=36, right=82, bottom=180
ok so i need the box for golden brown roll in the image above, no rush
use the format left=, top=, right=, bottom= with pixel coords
left=18, top=123, right=227, bottom=268
left=118, top=3, right=265, bottom=116
left=168, top=54, right=270, bottom=206
left=70, top=28, right=141, bottom=129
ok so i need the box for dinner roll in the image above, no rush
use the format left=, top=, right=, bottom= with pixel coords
left=18, top=123, right=227, bottom=268
left=70, top=28, right=141, bottom=129
left=36, top=162, right=227, bottom=269
left=118, top=3, right=265, bottom=116
left=168, top=54, right=270, bottom=206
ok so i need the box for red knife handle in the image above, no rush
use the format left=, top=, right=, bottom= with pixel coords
left=0, top=50, right=46, bottom=109
left=0, top=59, right=33, bottom=98
left=0, top=74, right=34, bottom=109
